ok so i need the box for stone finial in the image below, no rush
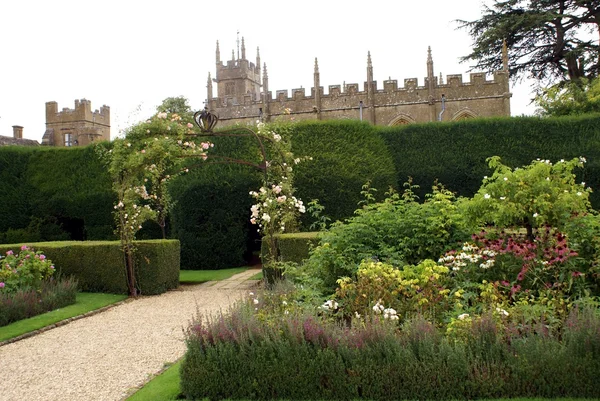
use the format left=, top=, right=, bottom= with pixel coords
left=263, top=62, right=268, bottom=78
left=367, top=51, right=372, bottom=68
left=439, top=72, right=444, bottom=85
left=241, top=36, right=246, bottom=59
left=207, top=72, right=212, bottom=84
left=216, top=40, right=220, bottom=63
left=314, top=57, right=319, bottom=73
left=231, top=49, right=235, bottom=61
left=427, top=46, right=433, bottom=64
left=502, top=39, right=509, bottom=72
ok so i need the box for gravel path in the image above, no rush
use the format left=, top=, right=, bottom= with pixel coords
left=0, top=270, right=260, bottom=401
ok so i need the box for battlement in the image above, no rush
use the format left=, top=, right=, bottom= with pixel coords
left=44, top=99, right=110, bottom=146
left=207, top=43, right=511, bottom=126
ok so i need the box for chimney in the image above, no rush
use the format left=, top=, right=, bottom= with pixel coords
left=12, top=125, right=23, bottom=139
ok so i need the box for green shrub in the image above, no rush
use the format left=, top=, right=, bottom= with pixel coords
left=260, top=232, right=320, bottom=264
left=181, top=302, right=600, bottom=400
left=0, top=240, right=179, bottom=295
left=0, top=245, right=56, bottom=292
left=0, top=277, right=77, bottom=327
left=284, top=120, right=397, bottom=226
left=379, top=114, right=600, bottom=209
left=306, top=184, right=472, bottom=292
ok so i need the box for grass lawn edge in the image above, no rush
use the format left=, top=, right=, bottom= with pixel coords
left=0, top=292, right=129, bottom=345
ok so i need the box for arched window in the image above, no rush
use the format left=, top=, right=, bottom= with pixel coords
left=451, top=109, right=478, bottom=121
left=388, top=113, right=415, bottom=126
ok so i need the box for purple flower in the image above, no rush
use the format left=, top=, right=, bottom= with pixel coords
left=6, top=250, right=13, bottom=256
left=50, top=265, right=55, bottom=270
left=20, top=245, right=28, bottom=251
left=0, top=282, right=4, bottom=288
left=39, top=255, right=46, bottom=260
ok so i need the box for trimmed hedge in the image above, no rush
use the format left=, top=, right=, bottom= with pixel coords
left=379, top=114, right=600, bottom=208
left=0, top=145, right=116, bottom=242
left=260, top=232, right=320, bottom=264
left=0, top=240, right=180, bottom=295
left=285, top=120, right=397, bottom=225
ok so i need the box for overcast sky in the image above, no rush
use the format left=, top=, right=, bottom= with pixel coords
left=0, top=0, right=541, bottom=141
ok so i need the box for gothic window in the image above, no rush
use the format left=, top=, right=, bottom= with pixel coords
left=225, top=82, right=235, bottom=96
left=64, top=133, right=73, bottom=147
left=388, top=114, right=415, bottom=126
left=452, top=109, right=478, bottom=121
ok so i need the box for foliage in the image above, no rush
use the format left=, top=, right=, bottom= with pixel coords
left=0, top=145, right=116, bottom=241
left=378, top=115, right=600, bottom=209
left=457, top=0, right=600, bottom=83
left=336, top=259, right=452, bottom=321
left=0, top=245, right=55, bottom=293
left=536, top=77, right=600, bottom=116
left=286, top=120, right=397, bottom=227
left=305, top=183, right=472, bottom=293
left=181, top=299, right=600, bottom=400
left=260, top=232, right=320, bottom=265
left=0, top=240, right=179, bottom=295
left=155, top=96, right=193, bottom=123
left=464, top=156, right=591, bottom=238
left=0, top=277, right=77, bottom=327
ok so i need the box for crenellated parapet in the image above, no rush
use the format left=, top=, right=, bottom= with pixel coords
left=43, top=99, right=110, bottom=146
left=206, top=40, right=511, bottom=127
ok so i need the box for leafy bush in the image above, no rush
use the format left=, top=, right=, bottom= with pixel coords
left=260, top=232, right=320, bottom=264
left=305, top=184, right=472, bottom=292
left=0, top=240, right=179, bottom=295
left=181, top=300, right=600, bottom=400
left=0, top=277, right=77, bottom=327
left=0, top=245, right=56, bottom=292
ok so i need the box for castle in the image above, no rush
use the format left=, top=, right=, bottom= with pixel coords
left=42, top=99, right=110, bottom=146
left=206, top=38, right=511, bottom=126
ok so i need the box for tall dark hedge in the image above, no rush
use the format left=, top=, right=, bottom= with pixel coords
left=0, top=145, right=116, bottom=242
left=379, top=114, right=600, bottom=208
left=168, top=132, right=263, bottom=270
left=284, top=120, right=397, bottom=225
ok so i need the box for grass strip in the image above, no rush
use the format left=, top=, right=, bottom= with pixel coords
left=0, top=292, right=127, bottom=342
left=127, top=360, right=182, bottom=401
left=249, top=271, right=263, bottom=280
left=179, top=267, right=248, bottom=284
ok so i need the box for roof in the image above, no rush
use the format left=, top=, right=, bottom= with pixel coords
left=0, top=135, right=40, bottom=147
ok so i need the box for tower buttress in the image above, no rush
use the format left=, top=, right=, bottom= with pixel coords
left=207, top=72, right=213, bottom=103
left=314, top=57, right=321, bottom=120
left=216, top=40, right=220, bottom=64
left=366, top=51, right=375, bottom=124
left=427, top=46, right=436, bottom=121
left=263, top=63, right=270, bottom=121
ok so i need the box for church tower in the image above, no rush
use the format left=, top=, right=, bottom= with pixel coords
left=210, top=36, right=262, bottom=106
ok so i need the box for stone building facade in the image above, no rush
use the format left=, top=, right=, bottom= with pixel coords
left=206, top=38, right=511, bottom=127
left=42, top=99, right=110, bottom=146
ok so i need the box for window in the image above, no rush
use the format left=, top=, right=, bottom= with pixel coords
left=64, top=133, right=73, bottom=147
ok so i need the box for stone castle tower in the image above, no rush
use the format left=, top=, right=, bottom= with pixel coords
left=42, top=99, right=110, bottom=146
left=206, top=38, right=511, bottom=127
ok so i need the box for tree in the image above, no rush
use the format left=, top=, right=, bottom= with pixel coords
left=156, top=96, right=193, bottom=122
left=458, top=0, right=600, bottom=84
left=535, top=76, right=600, bottom=115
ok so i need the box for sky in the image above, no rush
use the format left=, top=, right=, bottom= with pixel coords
left=0, top=0, right=541, bottom=141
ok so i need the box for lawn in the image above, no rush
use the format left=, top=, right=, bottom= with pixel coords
left=0, top=292, right=127, bottom=342
left=179, top=267, right=248, bottom=284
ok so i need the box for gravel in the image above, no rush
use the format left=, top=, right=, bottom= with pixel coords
left=0, top=278, right=256, bottom=401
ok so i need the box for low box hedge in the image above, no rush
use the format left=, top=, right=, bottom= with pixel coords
left=0, top=240, right=180, bottom=295
left=260, top=232, right=320, bottom=264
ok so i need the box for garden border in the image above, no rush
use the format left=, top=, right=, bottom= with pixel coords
left=0, top=298, right=133, bottom=347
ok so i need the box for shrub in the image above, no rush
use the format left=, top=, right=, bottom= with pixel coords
left=0, top=277, right=77, bottom=327
left=0, top=240, right=179, bottom=295
left=181, top=300, right=600, bottom=400
left=0, top=245, right=56, bottom=292
left=306, top=184, right=472, bottom=292
left=260, top=232, right=320, bottom=264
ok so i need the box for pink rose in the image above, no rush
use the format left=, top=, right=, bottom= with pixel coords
left=20, top=245, right=28, bottom=251
left=6, top=250, right=13, bottom=255
left=40, top=255, right=46, bottom=260
left=0, top=282, right=4, bottom=288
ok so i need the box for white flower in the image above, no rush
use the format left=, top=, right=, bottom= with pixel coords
left=500, top=196, right=506, bottom=200
left=496, top=307, right=509, bottom=317
left=354, top=312, right=361, bottom=319
left=533, top=213, right=538, bottom=218
left=262, top=213, right=271, bottom=223
left=282, top=301, right=288, bottom=306
left=484, top=193, right=491, bottom=199
left=284, top=310, right=289, bottom=315
left=249, top=292, right=254, bottom=296
left=582, top=182, right=586, bottom=187
left=503, top=177, right=508, bottom=181
left=273, top=134, right=282, bottom=142
left=458, top=313, right=469, bottom=320
left=577, top=192, right=583, bottom=196
left=253, top=298, right=259, bottom=305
